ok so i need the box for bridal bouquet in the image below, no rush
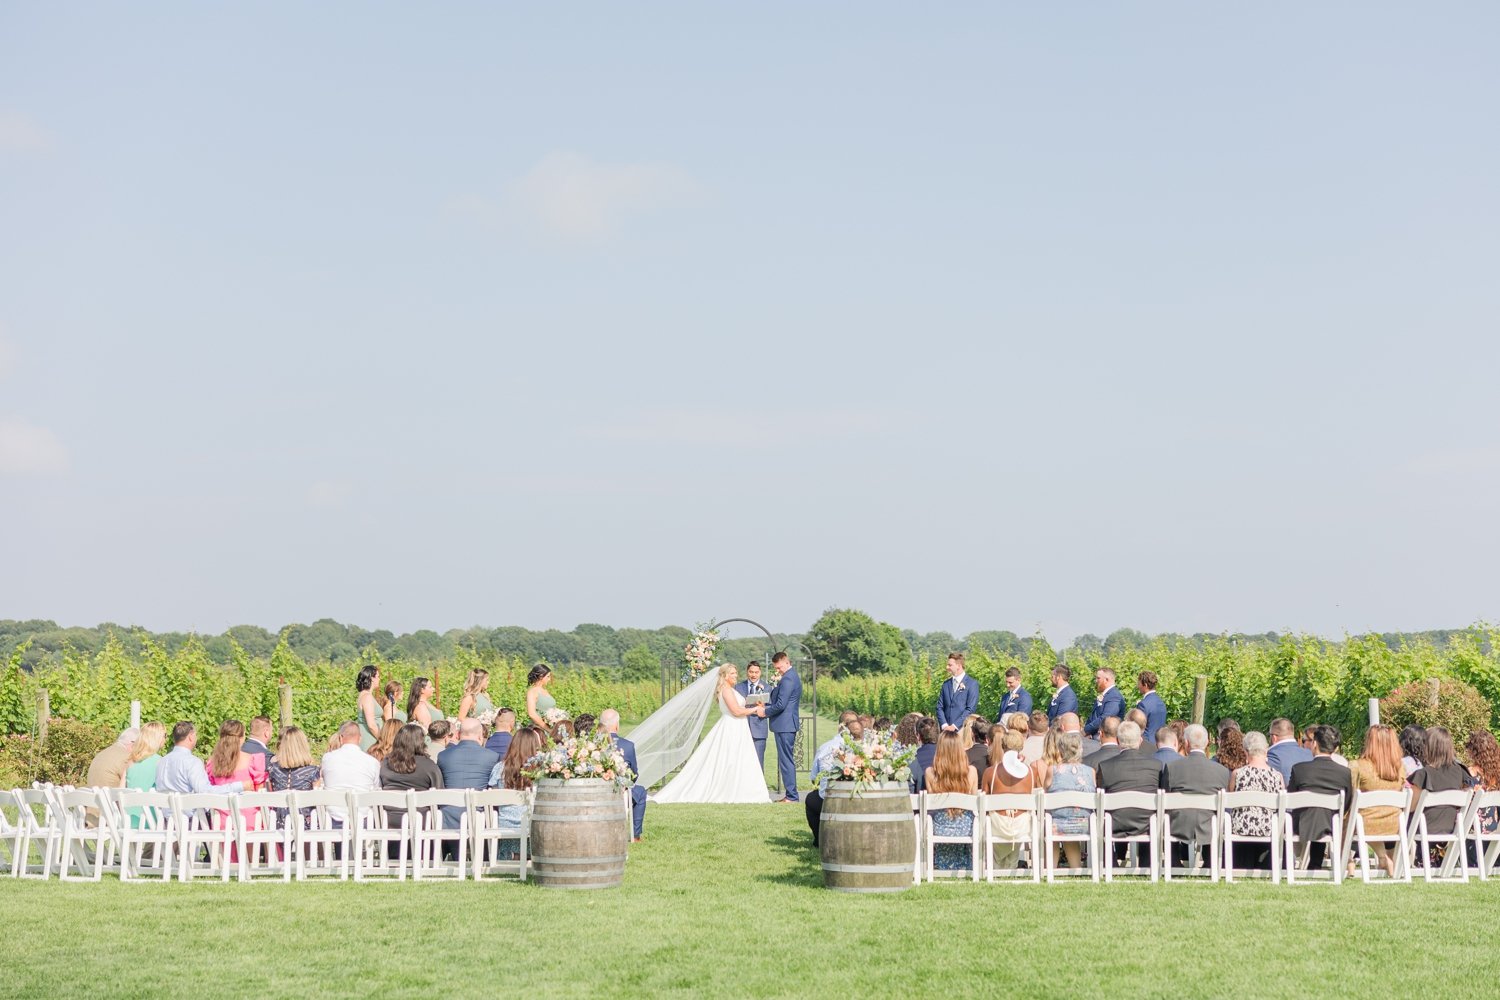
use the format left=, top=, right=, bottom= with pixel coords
left=523, top=729, right=636, bottom=791
left=543, top=708, right=570, bottom=725
left=683, top=625, right=720, bottom=677
left=477, top=708, right=498, bottom=728
left=826, top=729, right=915, bottom=792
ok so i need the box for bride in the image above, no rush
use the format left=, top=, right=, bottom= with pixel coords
left=648, top=664, right=771, bottom=804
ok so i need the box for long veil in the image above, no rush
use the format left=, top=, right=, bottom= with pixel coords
left=626, top=669, right=719, bottom=789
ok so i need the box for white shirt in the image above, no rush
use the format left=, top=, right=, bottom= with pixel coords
left=1052, top=683, right=1071, bottom=701
left=950, top=672, right=968, bottom=689
left=319, top=743, right=381, bottom=824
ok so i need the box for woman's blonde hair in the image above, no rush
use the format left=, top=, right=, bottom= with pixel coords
left=716, top=663, right=738, bottom=688
left=274, top=726, right=314, bottom=769
left=958, top=715, right=976, bottom=752
left=464, top=669, right=489, bottom=696
left=990, top=728, right=1024, bottom=766
left=126, top=722, right=166, bottom=765
left=368, top=719, right=402, bottom=762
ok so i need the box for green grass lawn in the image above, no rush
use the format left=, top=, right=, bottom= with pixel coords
left=2, top=801, right=1498, bottom=998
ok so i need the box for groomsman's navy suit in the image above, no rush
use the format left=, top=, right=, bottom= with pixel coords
left=1048, top=684, right=1079, bottom=723
left=734, top=679, right=770, bottom=772
left=1136, top=691, right=1167, bottom=741
left=936, top=675, right=980, bottom=730
left=765, top=668, right=803, bottom=801
left=997, top=686, right=1032, bottom=721
left=611, top=733, right=647, bottom=839
left=1084, top=685, right=1126, bottom=737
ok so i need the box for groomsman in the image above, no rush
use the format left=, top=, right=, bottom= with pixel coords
left=1047, top=664, right=1078, bottom=724
left=1083, top=667, right=1126, bottom=737
left=1134, top=671, right=1167, bottom=742
left=936, top=653, right=979, bottom=732
left=997, top=667, right=1032, bottom=721
left=735, top=661, right=770, bottom=772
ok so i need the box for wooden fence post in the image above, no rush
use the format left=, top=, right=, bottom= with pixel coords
left=1427, top=678, right=1440, bottom=709
left=278, top=684, right=293, bottom=732
left=1191, top=675, right=1207, bottom=726
left=37, top=688, right=50, bottom=743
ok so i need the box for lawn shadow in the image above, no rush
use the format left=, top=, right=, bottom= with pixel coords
left=753, top=833, right=824, bottom=888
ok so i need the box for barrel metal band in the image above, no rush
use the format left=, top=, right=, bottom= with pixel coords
left=534, top=855, right=628, bottom=866
left=821, top=862, right=913, bottom=874
left=821, top=813, right=909, bottom=823
left=533, top=813, right=629, bottom=824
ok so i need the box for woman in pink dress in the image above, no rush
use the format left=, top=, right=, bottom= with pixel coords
left=208, top=719, right=268, bottom=859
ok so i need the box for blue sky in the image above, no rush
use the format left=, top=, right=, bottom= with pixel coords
left=2, top=3, right=1497, bottom=643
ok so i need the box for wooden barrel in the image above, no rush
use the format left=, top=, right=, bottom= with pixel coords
left=530, top=779, right=630, bottom=889
left=820, top=782, right=915, bottom=892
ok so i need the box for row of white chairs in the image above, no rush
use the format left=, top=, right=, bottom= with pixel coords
left=0, top=785, right=537, bottom=882
left=903, top=786, right=1500, bottom=885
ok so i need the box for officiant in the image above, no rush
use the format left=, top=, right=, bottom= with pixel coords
left=735, top=660, right=770, bottom=772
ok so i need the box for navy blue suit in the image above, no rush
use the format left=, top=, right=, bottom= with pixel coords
left=437, top=740, right=502, bottom=827
left=484, top=730, right=512, bottom=759
left=1266, top=740, right=1314, bottom=784
left=765, top=668, right=802, bottom=801
left=936, top=675, right=980, bottom=730
left=1084, top=686, right=1126, bottom=737
left=997, top=686, right=1033, bottom=721
left=1153, top=746, right=1182, bottom=765
left=1135, top=691, right=1167, bottom=741
left=1047, top=684, right=1079, bottom=723
left=734, top=679, right=770, bottom=773
left=911, top=743, right=937, bottom=793
left=611, top=734, right=647, bottom=839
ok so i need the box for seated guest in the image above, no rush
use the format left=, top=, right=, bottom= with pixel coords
left=243, top=716, right=273, bottom=762
left=957, top=714, right=979, bottom=757
left=1160, top=724, right=1230, bottom=869
left=573, top=713, right=596, bottom=736
left=156, top=721, right=244, bottom=799
left=967, top=718, right=992, bottom=778
left=208, top=720, right=267, bottom=836
left=381, top=724, right=444, bottom=829
left=1267, top=718, right=1313, bottom=783
left=873, top=716, right=892, bottom=734
left=1214, top=720, right=1247, bottom=770
left=487, top=726, right=545, bottom=858
left=892, top=712, right=922, bottom=750
left=437, top=719, right=502, bottom=830
left=367, top=720, right=401, bottom=763
left=1287, top=725, right=1350, bottom=870
left=925, top=730, right=979, bottom=873
left=1083, top=717, right=1122, bottom=770
left=121, top=722, right=166, bottom=829
left=1411, top=726, right=1469, bottom=842
left=1164, top=720, right=1189, bottom=755
left=1399, top=725, right=1427, bottom=778
left=268, top=726, right=321, bottom=830
left=1046, top=732, right=1096, bottom=870
left=807, top=715, right=860, bottom=845
left=1030, top=728, right=1061, bottom=789
left=1464, top=730, right=1500, bottom=842
left=484, top=708, right=516, bottom=757
left=87, top=727, right=140, bottom=790
left=1153, top=726, right=1182, bottom=763
left=1227, top=731, right=1284, bottom=870
left=600, top=709, right=646, bottom=842
left=550, top=719, right=575, bottom=744
left=911, top=717, right=940, bottom=793
left=425, top=719, right=453, bottom=762
left=320, top=721, right=381, bottom=832
left=1096, top=721, right=1162, bottom=865
left=1058, top=712, right=1099, bottom=759
left=1022, top=712, right=1048, bottom=763
left=1126, top=708, right=1156, bottom=752
left=1348, top=725, right=1404, bottom=878
left=858, top=714, right=874, bottom=734
left=980, top=730, right=1033, bottom=871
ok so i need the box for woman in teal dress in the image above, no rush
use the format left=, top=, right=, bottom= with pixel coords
left=408, top=676, right=444, bottom=728
left=355, top=664, right=383, bottom=750
left=458, top=669, right=493, bottom=722
left=383, top=681, right=408, bottom=724
left=525, top=663, right=556, bottom=729
left=121, top=722, right=166, bottom=828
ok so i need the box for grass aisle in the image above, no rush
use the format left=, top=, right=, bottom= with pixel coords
left=2, top=803, right=1498, bottom=998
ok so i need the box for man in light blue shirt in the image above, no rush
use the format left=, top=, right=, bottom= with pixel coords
left=805, top=712, right=860, bottom=847
left=155, top=721, right=243, bottom=797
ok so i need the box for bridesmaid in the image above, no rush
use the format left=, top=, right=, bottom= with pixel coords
left=382, top=680, right=407, bottom=724
left=407, top=676, right=444, bottom=728
left=355, top=664, right=382, bottom=750
left=457, top=669, right=493, bottom=722
left=525, top=664, right=556, bottom=729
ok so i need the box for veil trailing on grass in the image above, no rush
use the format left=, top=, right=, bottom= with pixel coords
left=627, top=668, right=720, bottom=789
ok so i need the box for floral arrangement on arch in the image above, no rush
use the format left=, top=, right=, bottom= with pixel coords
left=825, top=729, right=916, bottom=792
left=683, top=624, right=720, bottom=677
left=523, top=728, right=636, bottom=791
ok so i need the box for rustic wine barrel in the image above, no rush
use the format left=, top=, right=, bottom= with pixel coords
left=819, top=781, right=915, bottom=892
left=530, top=779, right=630, bottom=889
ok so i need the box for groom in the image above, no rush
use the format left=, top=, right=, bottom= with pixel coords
left=734, top=660, right=770, bottom=773
left=760, top=651, right=802, bottom=802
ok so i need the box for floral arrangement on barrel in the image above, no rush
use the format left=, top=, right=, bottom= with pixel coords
left=684, top=624, right=720, bottom=677
left=826, top=729, right=916, bottom=792
left=523, top=728, right=636, bottom=791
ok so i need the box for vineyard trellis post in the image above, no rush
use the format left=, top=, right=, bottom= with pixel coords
left=1191, top=675, right=1207, bottom=726
left=130, top=700, right=141, bottom=730
left=278, top=684, right=293, bottom=731
left=37, top=688, right=50, bottom=743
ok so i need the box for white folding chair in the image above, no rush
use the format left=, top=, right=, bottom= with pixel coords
left=1220, top=790, right=1282, bottom=884
left=231, top=792, right=294, bottom=882
left=172, top=793, right=233, bottom=882
left=1100, top=790, right=1159, bottom=882
left=0, top=791, right=25, bottom=877
left=1410, top=788, right=1472, bottom=883
left=1283, top=791, right=1346, bottom=885
left=1042, top=790, right=1099, bottom=882
left=411, top=790, right=470, bottom=879
left=351, top=791, right=412, bottom=881
left=290, top=790, right=354, bottom=880
left=980, top=791, right=1040, bottom=883
left=1159, top=792, right=1220, bottom=881
left=56, top=788, right=117, bottom=882
left=1464, top=790, right=1500, bottom=880
left=116, top=790, right=176, bottom=881
left=470, top=788, right=530, bottom=881
left=923, top=793, right=980, bottom=882
left=14, top=787, right=63, bottom=879
left=909, top=793, right=924, bottom=884
left=1337, top=788, right=1408, bottom=884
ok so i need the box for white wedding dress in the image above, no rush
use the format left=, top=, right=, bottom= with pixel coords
left=652, top=686, right=771, bottom=804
